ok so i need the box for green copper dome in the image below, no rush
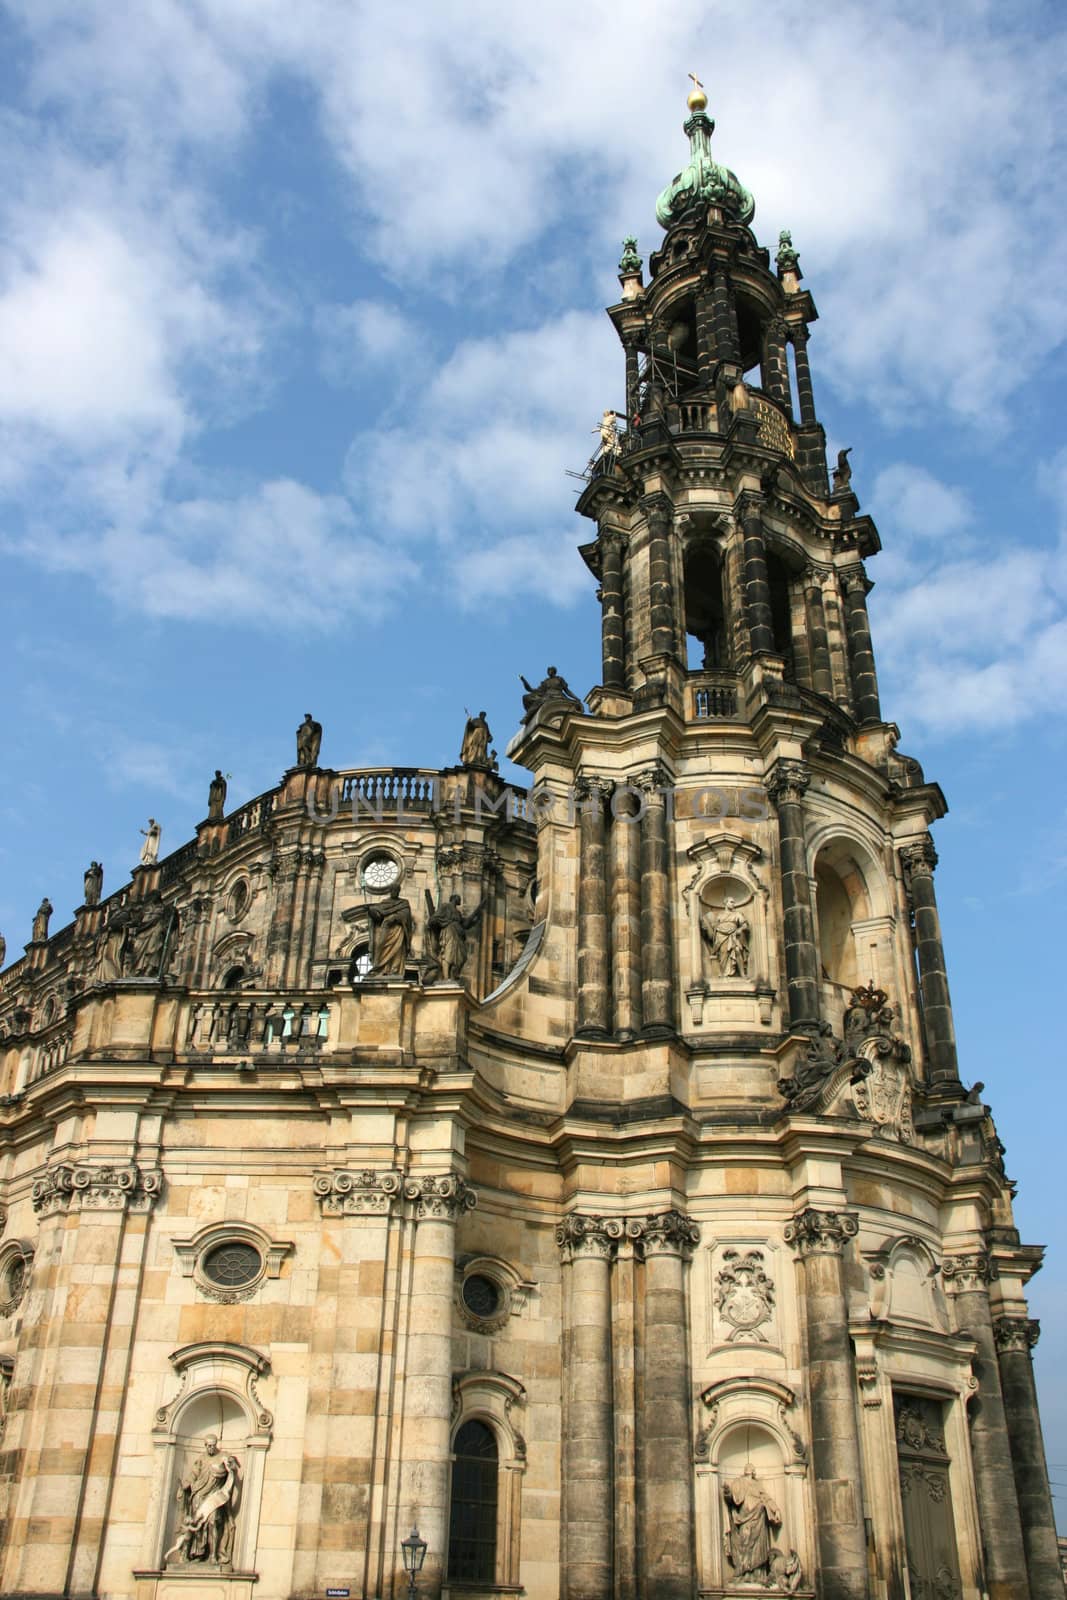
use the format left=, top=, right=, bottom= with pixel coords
left=655, top=109, right=754, bottom=230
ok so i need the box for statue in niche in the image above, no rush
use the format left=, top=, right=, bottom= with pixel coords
left=295, top=713, right=322, bottom=769
left=421, top=893, right=483, bottom=984
left=459, top=710, right=492, bottom=768
left=139, top=819, right=161, bottom=866
left=167, top=1435, right=242, bottom=1568
left=702, top=897, right=750, bottom=978
left=83, top=862, right=103, bottom=907
left=32, top=898, right=53, bottom=943
left=367, top=892, right=413, bottom=977
left=519, top=666, right=583, bottom=719
left=207, top=770, right=228, bottom=821
left=723, top=1465, right=782, bottom=1583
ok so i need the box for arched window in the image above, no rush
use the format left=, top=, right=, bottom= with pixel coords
left=448, top=1419, right=499, bottom=1584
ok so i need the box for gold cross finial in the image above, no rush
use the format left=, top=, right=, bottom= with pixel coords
left=686, top=72, right=708, bottom=113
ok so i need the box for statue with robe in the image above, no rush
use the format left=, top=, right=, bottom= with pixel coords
left=83, top=862, right=103, bottom=908
left=832, top=447, right=853, bottom=490
left=520, top=667, right=583, bottom=719
left=127, top=893, right=170, bottom=978
left=168, top=1435, right=242, bottom=1567
left=702, top=897, right=750, bottom=977
left=723, top=1466, right=782, bottom=1584
left=295, top=714, right=322, bottom=769
left=422, top=893, right=483, bottom=983
left=460, top=711, right=492, bottom=768
left=367, top=893, right=413, bottom=977
left=208, top=770, right=228, bottom=821
left=139, top=819, right=161, bottom=866
left=32, top=898, right=53, bottom=943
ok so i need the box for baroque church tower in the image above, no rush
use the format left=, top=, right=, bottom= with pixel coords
left=0, top=84, right=1059, bottom=1600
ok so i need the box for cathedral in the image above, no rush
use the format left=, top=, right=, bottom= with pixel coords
left=0, top=83, right=1060, bottom=1600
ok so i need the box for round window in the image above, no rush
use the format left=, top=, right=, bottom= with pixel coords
left=462, top=1273, right=502, bottom=1319
left=5, top=1257, right=26, bottom=1302
left=202, top=1242, right=262, bottom=1288
left=228, top=880, right=250, bottom=921
left=361, top=854, right=400, bottom=891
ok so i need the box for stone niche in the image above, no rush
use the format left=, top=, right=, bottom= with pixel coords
left=135, top=1341, right=272, bottom=1600
left=695, top=1377, right=812, bottom=1597
left=682, top=834, right=775, bottom=1029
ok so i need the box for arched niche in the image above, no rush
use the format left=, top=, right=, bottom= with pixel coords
left=682, top=836, right=775, bottom=1029
left=866, top=1236, right=948, bottom=1331
left=682, top=528, right=729, bottom=671
left=811, top=833, right=894, bottom=1032
left=139, top=1342, right=272, bottom=1592
left=695, top=1377, right=811, bottom=1593
left=449, top=1370, right=527, bottom=1590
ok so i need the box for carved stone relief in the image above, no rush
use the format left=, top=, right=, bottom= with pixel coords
left=712, top=1244, right=777, bottom=1345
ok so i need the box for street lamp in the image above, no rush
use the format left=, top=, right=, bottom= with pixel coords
left=400, top=1525, right=428, bottom=1600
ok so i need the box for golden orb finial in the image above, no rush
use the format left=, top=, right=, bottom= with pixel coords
left=687, top=72, right=707, bottom=113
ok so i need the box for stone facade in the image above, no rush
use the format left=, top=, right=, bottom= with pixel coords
left=0, top=86, right=1059, bottom=1600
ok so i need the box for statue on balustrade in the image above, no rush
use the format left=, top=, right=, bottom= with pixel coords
left=207, top=770, right=228, bottom=821
left=422, top=893, right=483, bottom=983
left=83, top=861, right=103, bottom=907
left=367, top=893, right=413, bottom=976
left=31, top=899, right=53, bottom=943
left=702, top=897, right=750, bottom=978
left=139, top=819, right=161, bottom=866
left=166, top=1434, right=242, bottom=1568
left=295, top=713, right=322, bottom=769
left=460, top=710, right=492, bottom=768
left=832, top=447, right=853, bottom=491
left=520, top=666, right=583, bottom=720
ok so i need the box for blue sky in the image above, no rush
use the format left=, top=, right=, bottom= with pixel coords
left=1, top=0, right=1066, bottom=1519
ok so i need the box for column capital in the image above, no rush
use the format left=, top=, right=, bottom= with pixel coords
left=574, top=774, right=615, bottom=807
left=734, top=487, right=764, bottom=519
left=787, top=320, right=810, bottom=348
left=631, top=764, right=672, bottom=796
left=784, top=1206, right=858, bottom=1255
left=313, top=1167, right=404, bottom=1217
left=765, top=759, right=810, bottom=806
left=900, top=835, right=938, bottom=876
left=556, top=1213, right=623, bottom=1262
left=804, top=563, right=832, bottom=587
left=31, top=1161, right=163, bottom=1217
left=640, top=491, right=673, bottom=526
left=404, top=1173, right=477, bottom=1221
left=629, top=1208, right=700, bottom=1258
left=840, top=563, right=873, bottom=598
left=993, top=1315, right=1040, bottom=1354
left=941, top=1251, right=997, bottom=1292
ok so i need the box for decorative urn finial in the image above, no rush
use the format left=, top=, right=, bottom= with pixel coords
left=655, top=77, right=754, bottom=230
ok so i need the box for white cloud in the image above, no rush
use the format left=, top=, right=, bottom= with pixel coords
left=314, top=300, right=419, bottom=385
left=452, top=529, right=589, bottom=608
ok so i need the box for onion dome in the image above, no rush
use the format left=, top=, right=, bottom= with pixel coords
left=655, top=83, right=754, bottom=230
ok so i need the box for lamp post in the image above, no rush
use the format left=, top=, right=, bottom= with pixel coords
left=401, top=1525, right=428, bottom=1600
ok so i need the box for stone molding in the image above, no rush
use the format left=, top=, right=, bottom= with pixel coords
left=784, top=1207, right=858, bottom=1256
left=993, top=1315, right=1040, bottom=1354
left=941, top=1252, right=997, bottom=1293
left=313, top=1169, right=476, bottom=1221
left=765, top=759, right=810, bottom=807
left=32, top=1160, right=163, bottom=1217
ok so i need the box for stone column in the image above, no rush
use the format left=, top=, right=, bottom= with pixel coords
left=766, top=761, right=820, bottom=1032
left=805, top=569, right=834, bottom=698
left=636, top=770, right=673, bottom=1036
left=399, top=1175, right=476, bottom=1599
left=599, top=532, right=626, bottom=689
left=694, top=290, right=716, bottom=384
left=784, top=1208, right=868, bottom=1600
left=942, top=1255, right=1030, bottom=1600
left=763, top=316, right=792, bottom=413
left=636, top=1211, right=700, bottom=1600
left=840, top=567, right=882, bottom=724
left=643, top=496, right=676, bottom=660
left=610, top=787, right=643, bottom=1040
left=557, top=1215, right=620, bottom=1600
left=737, top=493, right=776, bottom=656
left=576, top=778, right=612, bottom=1038
left=993, top=1317, right=1062, bottom=1599
left=900, top=837, right=961, bottom=1091
left=623, top=338, right=640, bottom=424
left=711, top=264, right=741, bottom=365
left=790, top=324, right=818, bottom=425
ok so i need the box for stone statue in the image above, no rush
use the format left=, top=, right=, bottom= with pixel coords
left=776, top=229, right=801, bottom=276
left=702, top=897, right=750, bottom=977
left=127, top=893, right=170, bottom=978
left=777, top=1021, right=851, bottom=1111
left=0, top=932, right=6, bottom=969
left=139, top=820, right=161, bottom=867
left=723, top=1465, right=782, bottom=1584
left=728, top=374, right=750, bottom=413
left=94, top=905, right=131, bottom=982
left=460, top=711, right=492, bottom=768
left=593, top=408, right=620, bottom=462
left=832, top=447, right=853, bottom=490
left=207, top=770, right=227, bottom=821
left=169, top=1435, right=242, bottom=1567
left=32, top=899, right=53, bottom=943
left=422, top=894, right=483, bottom=983
left=520, top=667, right=583, bottom=719
left=83, top=862, right=103, bottom=908
left=367, top=893, right=413, bottom=977
left=618, top=236, right=642, bottom=275
left=295, top=713, right=322, bottom=769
